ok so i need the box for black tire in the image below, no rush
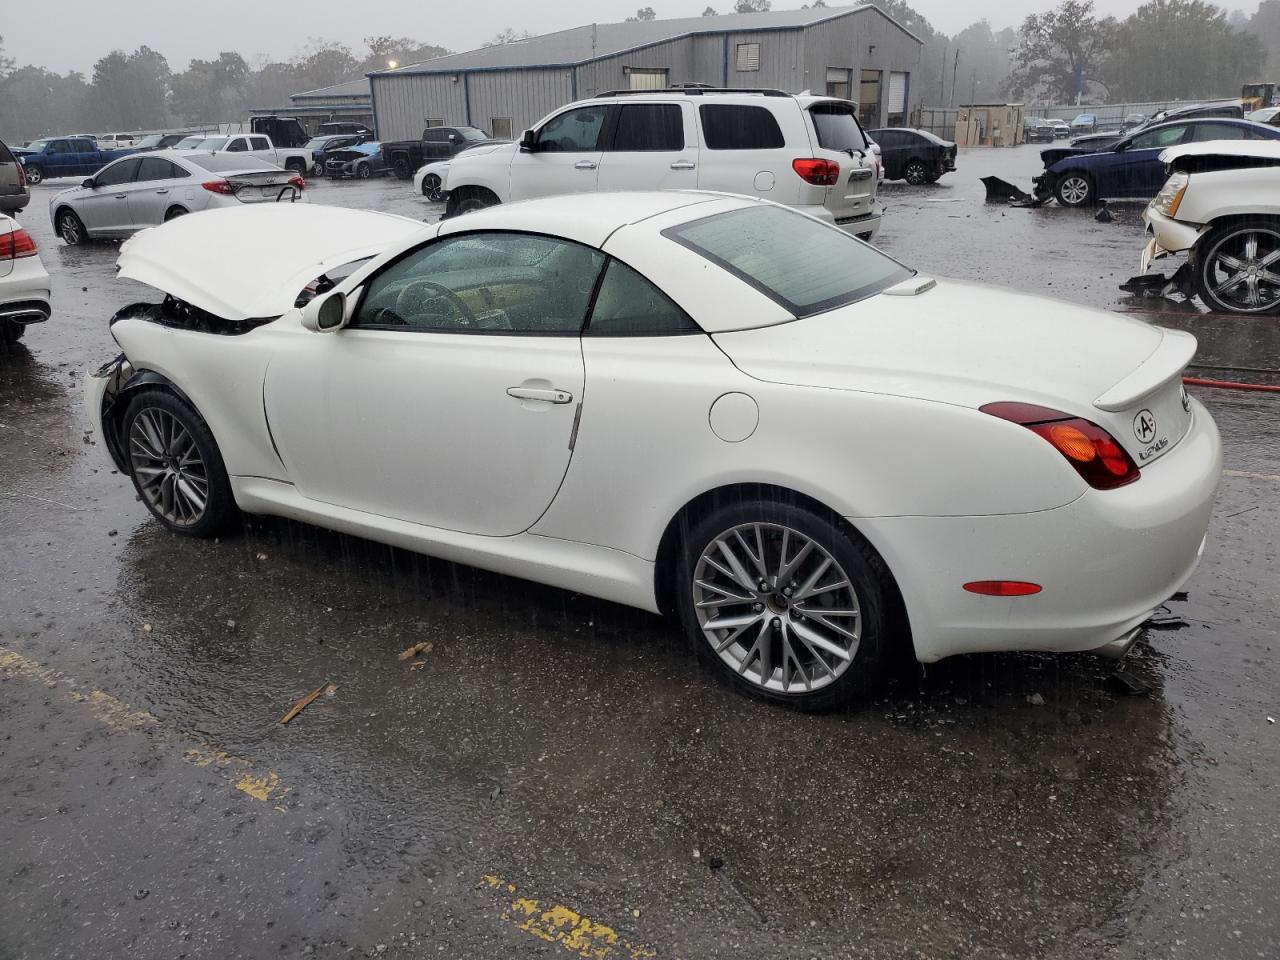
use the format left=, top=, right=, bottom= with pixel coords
left=23, top=165, right=43, bottom=185
left=56, top=208, right=87, bottom=245
left=121, top=389, right=237, bottom=538
left=446, top=188, right=498, bottom=217
left=393, top=156, right=411, bottom=180
left=285, top=158, right=307, bottom=176
left=1054, top=171, right=1094, bottom=207
left=1, top=318, right=24, bottom=344
left=903, top=158, right=928, bottom=185
left=1192, top=218, right=1280, bottom=315
left=674, top=496, right=899, bottom=711
left=163, top=206, right=187, bottom=222
left=422, top=173, right=443, bottom=201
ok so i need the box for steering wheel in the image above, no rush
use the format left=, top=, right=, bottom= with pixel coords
left=395, top=279, right=477, bottom=327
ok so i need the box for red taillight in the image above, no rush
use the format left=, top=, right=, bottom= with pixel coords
left=201, top=179, right=236, bottom=195
left=963, top=581, right=1043, bottom=597
left=16, top=164, right=27, bottom=188
left=0, top=227, right=38, bottom=259
left=981, top=401, right=1140, bottom=490
left=287, top=175, right=306, bottom=190
left=792, top=157, right=840, bottom=186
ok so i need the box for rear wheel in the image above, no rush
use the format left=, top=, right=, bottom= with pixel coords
left=393, top=156, right=411, bottom=180
left=163, top=206, right=187, bottom=222
left=56, top=208, right=86, bottom=245
left=285, top=158, right=307, bottom=176
left=1054, top=172, right=1094, bottom=207
left=1193, top=219, right=1280, bottom=315
left=122, top=390, right=237, bottom=538
left=675, top=497, right=897, bottom=710
left=903, top=158, right=928, bottom=185
left=422, top=173, right=443, bottom=201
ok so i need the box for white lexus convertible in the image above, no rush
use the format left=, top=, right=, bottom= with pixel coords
left=87, top=193, right=1221, bottom=708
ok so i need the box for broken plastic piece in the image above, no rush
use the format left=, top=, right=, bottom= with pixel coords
left=1108, top=670, right=1150, bottom=696
left=981, top=176, right=1032, bottom=203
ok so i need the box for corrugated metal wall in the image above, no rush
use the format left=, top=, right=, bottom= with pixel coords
left=371, top=12, right=922, bottom=141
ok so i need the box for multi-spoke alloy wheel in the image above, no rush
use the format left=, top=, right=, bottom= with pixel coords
left=1196, top=221, right=1280, bottom=315
left=122, top=391, right=236, bottom=537
left=1055, top=174, right=1092, bottom=207
left=129, top=407, right=209, bottom=527
left=693, top=522, right=861, bottom=695
left=678, top=499, right=894, bottom=708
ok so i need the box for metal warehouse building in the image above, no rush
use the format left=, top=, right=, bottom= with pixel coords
left=368, top=4, right=922, bottom=142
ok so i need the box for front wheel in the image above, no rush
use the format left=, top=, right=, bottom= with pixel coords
left=23, top=165, right=42, bottom=185
left=122, top=390, right=238, bottom=537
left=422, top=173, right=443, bottom=201
left=357, top=162, right=372, bottom=179
left=675, top=498, right=897, bottom=710
left=1192, top=219, right=1280, bottom=315
left=312, top=162, right=325, bottom=177
left=1054, top=172, right=1093, bottom=207
left=903, top=159, right=928, bottom=185
left=57, top=208, right=86, bottom=245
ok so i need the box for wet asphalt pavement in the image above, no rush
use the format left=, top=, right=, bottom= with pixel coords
left=1, top=145, right=1278, bottom=960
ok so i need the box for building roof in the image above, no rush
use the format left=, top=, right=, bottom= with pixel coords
left=372, top=4, right=919, bottom=77
left=292, top=77, right=372, bottom=101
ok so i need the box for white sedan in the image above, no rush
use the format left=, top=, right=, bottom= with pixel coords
left=1, top=213, right=51, bottom=343
left=86, top=193, right=1221, bottom=708
left=49, top=150, right=305, bottom=244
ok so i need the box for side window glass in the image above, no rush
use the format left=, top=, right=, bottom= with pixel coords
left=137, top=157, right=174, bottom=181
left=226, top=139, right=247, bottom=153
left=95, top=158, right=140, bottom=186
left=49, top=141, right=69, bottom=154
left=167, top=160, right=191, bottom=179
left=74, top=140, right=96, bottom=153
left=611, top=104, right=684, bottom=151
left=353, top=233, right=605, bottom=334
left=587, top=259, right=700, bottom=336
left=1130, top=125, right=1186, bottom=150
left=538, top=106, right=609, bottom=152
left=1191, top=123, right=1247, bottom=142
left=698, top=104, right=786, bottom=150
left=251, top=137, right=271, bottom=150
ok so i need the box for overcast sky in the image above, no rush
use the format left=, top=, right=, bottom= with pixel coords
left=4, top=0, right=1259, bottom=75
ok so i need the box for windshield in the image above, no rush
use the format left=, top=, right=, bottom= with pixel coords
left=456, top=127, right=487, bottom=142
left=26, top=140, right=49, bottom=151
left=664, top=205, right=912, bottom=318
left=808, top=104, right=868, bottom=153
left=196, top=137, right=228, bottom=150
left=187, top=154, right=277, bottom=172
left=304, top=137, right=333, bottom=150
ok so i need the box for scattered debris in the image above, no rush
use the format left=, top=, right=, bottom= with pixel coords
left=708, top=855, right=724, bottom=870
left=134, top=889, right=150, bottom=901
left=255, top=552, right=268, bottom=561
left=1170, top=591, right=1190, bottom=603
left=489, top=784, right=502, bottom=801
left=1145, top=613, right=1189, bottom=631
left=107, top=529, right=117, bottom=537
left=142, top=623, right=152, bottom=633
left=981, top=176, right=1032, bottom=203
left=1026, top=692, right=1046, bottom=706
left=1108, top=670, right=1151, bottom=696
left=398, top=641, right=433, bottom=661
left=1268, top=716, right=1276, bottom=724
left=1120, top=263, right=1194, bottom=301
left=1094, top=201, right=1113, bottom=223
left=280, top=681, right=337, bottom=725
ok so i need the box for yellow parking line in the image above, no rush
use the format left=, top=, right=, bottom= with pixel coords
left=0, top=645, right=290, bottom=808
left=1223, top=468, right=1280, bottom=482
left=482, top=875, right=655, bottom=959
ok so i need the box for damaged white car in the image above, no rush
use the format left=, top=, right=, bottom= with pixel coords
left=87, top=194, right=1220, bottom=709
left=1140, top=140, right=1280, bottom=314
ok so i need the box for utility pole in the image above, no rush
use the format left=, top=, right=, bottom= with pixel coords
left=939, top=44, right=947, bottom=103
left=950, top=48, right=960, bottom=107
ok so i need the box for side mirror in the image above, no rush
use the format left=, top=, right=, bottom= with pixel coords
left=82, top=178, right=96, bottom=189
left=301, top=291, right=348, bottom=333
left=519, top=129, right=538, bottom=152
left=868, top=142, right=882, bottom=156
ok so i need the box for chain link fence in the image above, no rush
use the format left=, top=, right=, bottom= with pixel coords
left=911, top=100, right=1201, bottom=141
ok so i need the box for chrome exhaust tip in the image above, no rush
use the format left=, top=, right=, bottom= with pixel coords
left=1093, top=627, right=1142, bottom=661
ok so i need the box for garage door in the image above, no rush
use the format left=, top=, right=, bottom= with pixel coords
left=888, top=72, right=908, bottom=125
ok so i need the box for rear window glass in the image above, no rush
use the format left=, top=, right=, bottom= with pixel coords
left=188, top=154, right=277, bottom=172
left=612, top=104, right=685, bottom=151
left=0, top=141, right=12, bottom=163
left=699, top=104, right=785, bottom=150
left=810, top=104, right=867, bottom=153
left=664, top=206, right=912, bottom=317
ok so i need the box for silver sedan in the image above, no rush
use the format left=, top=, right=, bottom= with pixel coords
left=48, top=150, right=306, bottom=244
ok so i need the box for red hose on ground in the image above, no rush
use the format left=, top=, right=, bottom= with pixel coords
left=1184, top=376, right=1280, bottom=394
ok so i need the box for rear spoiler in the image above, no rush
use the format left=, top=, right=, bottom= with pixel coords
left=1093, top=328, right=1196, bottom=411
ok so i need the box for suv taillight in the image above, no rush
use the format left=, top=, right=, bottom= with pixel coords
left=202, top=179, right=236, bottom=195
left=792, top=158, right=840, bottom=186
left=0, top=227, right=37, bottom=259
left=981, top=401, right=1140, bottom=490
left=16, top=164, right=27, bottom=188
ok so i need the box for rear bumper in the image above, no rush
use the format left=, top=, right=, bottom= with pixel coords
left=807, top=201, right=884, bottom=240
left=854, top=397, right=1221, bottom=663
left=1, top=258, right=51, bottom=324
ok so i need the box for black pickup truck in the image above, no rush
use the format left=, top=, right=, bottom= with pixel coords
left=381, top=125, right=493, bottom=179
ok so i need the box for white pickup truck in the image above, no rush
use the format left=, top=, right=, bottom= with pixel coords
left=187, top=134, right=312, bottom=177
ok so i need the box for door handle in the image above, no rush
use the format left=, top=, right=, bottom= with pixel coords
left=507, top=386, right=573, bottom=404
left=670, top=159, right=696, bottom=170
left=155, top=189, right=169, bottom=195
left=574, top=160, right=597, bottom=170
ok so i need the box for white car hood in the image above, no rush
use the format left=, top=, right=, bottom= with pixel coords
left=117, top=204, right=429, bottom=320
left=1160, top=140, right=1280, bottom=163
left=712, top=277, right=1171, bottom=415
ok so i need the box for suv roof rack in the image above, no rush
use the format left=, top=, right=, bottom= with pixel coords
left=594, top=87, right=789, bottom=98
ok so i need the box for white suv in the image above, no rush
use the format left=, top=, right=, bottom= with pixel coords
left=441, top=89, right=883, bottom=239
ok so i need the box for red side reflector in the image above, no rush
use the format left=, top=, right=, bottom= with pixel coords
left=963, top=580, right=1042, bottom=597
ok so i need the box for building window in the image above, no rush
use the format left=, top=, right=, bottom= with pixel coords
left=825, top=67, right=851, bottom=100
left=425, top=117, right=444, bottom=129
left=627, top=68, right=668, bottom=91
left=490, top=117, right=513, bottom=140
left=858, top=69, right=882, bottom=128
left=887, top=71, right=909, bottom=127
left=735, top=42, right=761, bottom=72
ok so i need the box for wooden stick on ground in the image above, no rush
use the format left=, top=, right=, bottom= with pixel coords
left=280, top=682, right=335, bottom=725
